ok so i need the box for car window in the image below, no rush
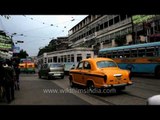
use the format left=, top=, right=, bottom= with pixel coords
left=97, top=60, right=117, bottom=68
left=77, top=62, right=83, bottom=69
left=84, top=61, right=91, bottom=70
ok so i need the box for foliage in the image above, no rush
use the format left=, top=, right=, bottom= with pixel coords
left=37, top=45, right=56, bottom=56
left=1, top=15, right=11, bottom=19
left=17, top=49, right=29, bottom=59
left=132, top=15, right=155, bottom=24
left=115, top=35, right=126, bottom=46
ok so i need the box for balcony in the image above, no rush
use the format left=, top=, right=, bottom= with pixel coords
left=84, top=32, right=97, bottom=42
left=97, top=18, right=132, bottom=36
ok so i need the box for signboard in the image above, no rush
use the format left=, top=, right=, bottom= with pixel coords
left=132, top=15, right=155, bottom=24
left=0, top=34, right=12, bottom=51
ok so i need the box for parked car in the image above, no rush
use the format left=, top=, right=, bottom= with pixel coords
left=147, top=95, right=160, bottom=105
left=69, top=57, right=132, bottom=93
left=38, top=63, right=65, bottom=79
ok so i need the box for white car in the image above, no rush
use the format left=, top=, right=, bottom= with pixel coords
left=147, top=95, right=160, bottom=105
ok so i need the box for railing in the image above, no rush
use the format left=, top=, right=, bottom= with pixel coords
left=97, top=18, right=132, bottom=36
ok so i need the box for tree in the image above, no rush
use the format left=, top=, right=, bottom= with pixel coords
left=17, top=50, right=29, bottom=59
left=1, top=15, right=10, bottom=19
left=115, top=35, right=126, bottom=46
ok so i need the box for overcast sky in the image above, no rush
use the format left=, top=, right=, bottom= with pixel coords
left=0, top=15, right=87, bottom=56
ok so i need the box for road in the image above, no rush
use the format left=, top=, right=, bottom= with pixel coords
left=0, top=73, right=160, bottom=105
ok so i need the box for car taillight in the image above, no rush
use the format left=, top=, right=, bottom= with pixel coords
left=104, top=75, right=107, bottom=83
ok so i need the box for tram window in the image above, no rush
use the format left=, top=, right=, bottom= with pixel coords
left=68, top=55, right=70, bottom=62
left=53, top=56, right=57, bottom=62
left=124, top=50, right=130, bottom=58
left=44, top=58, right=47, bottom=63
left=146, top=53, right=154, bottom=57
left=131, top=49, right=137, bottom=57
left=61, top=56, right=63, bottom=62
left=138, top=49, right=146, bottom=57
left=77, top=54, right=82, bottom=62
left=48, top=58, right=52, bottom=63
left=106, top=54, right=111, bottom=58
left=146, top=47, right=155, bottom=57
left=71, top=54, right=74, bottom=62
left=58, top=58, right=60, bottom=63
left=155, top=47, right=159, bottom=56
left=86, top=53, right=91, bottom=58
left=64, top=55, right=67, bottom=62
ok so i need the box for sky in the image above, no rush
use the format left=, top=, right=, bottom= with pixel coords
left=0, top=15, right=88, bottom=56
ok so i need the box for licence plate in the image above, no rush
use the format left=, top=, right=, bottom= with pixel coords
left=54, top=73, right=60, bottom=76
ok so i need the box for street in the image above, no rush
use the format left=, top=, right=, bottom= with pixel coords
left=1, top=73, right=160, bottom=105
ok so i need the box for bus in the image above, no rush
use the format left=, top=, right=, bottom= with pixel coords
left=37, top=47, right=94, bottom=73
left=19, top=58, right=36, bottom=73
left=98, top=41, right=160, bottom=78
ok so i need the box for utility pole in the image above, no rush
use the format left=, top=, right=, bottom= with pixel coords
left=131, top=15, right=135, bottom=44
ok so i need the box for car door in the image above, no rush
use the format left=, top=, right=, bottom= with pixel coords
left=83, top=61, right=92, bottom=84
left=73, top=61, right=84, bottom=84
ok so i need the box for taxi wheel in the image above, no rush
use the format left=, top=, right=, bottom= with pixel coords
left=61, top=76, right=64, bottom=79
left=39, top=74, right=41, bottom=79
left=47, top=75, right=51, bottom=80
left=70, top=79, right=75, bottom=88
left=69, top=76, right=75, bottom=88
left=155, top=67, right=160, bottom=78
left=116, top=86, right=125, bottom=93
left=87, top=82, right=95, bottom=93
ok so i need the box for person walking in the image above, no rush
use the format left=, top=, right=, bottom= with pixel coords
left=3, top=59, right=16, bottom=103
left=0, top=58, right=5, bottom=101
left=13, top=63, right=20, bottom=90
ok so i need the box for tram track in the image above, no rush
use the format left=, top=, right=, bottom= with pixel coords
left=131, top=83, right=160, bottom=93
left=86, top=93, right=116, bottom=105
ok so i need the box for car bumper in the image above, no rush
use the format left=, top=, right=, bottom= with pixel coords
left=102, top=82, right=133, bottom=88
left=49, top=72, right=64, bottom=77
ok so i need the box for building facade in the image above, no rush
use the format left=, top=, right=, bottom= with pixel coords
left=68, top=15, right=133, bottom=54
left=68, top=15, right=160, bottom=55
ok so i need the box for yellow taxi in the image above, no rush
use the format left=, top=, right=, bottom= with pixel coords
left=69, top=57, right=132, bottom=93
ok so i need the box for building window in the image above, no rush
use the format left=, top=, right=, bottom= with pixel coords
left=109, top=19, right=113, bottom=26
left=120, top=14, right=126, bottom=21
left=100, top=24, right=104, bottom=30
left=104, top=21, right=108, bottom=28
left=114, top=16, right=119, bottom=24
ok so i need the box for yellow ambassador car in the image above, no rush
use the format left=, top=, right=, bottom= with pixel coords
left=69, top=58, right=133, bottom=93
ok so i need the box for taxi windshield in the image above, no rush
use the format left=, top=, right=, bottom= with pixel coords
left=97, top=60, right=117, bottom=68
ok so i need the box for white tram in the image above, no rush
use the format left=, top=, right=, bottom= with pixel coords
left=37, top=47, right=94, bottom=72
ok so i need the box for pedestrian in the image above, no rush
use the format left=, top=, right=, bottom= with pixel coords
left=13, top=62, right=20, bottom=90
left=3, top=59, right=16, bottom=103
left=0, top=58, right=5, bottom=101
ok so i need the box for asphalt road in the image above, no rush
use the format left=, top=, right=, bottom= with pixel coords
left=1, top=73, right=160, bottom=105
left=1, top=74, right=90, bottom=105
